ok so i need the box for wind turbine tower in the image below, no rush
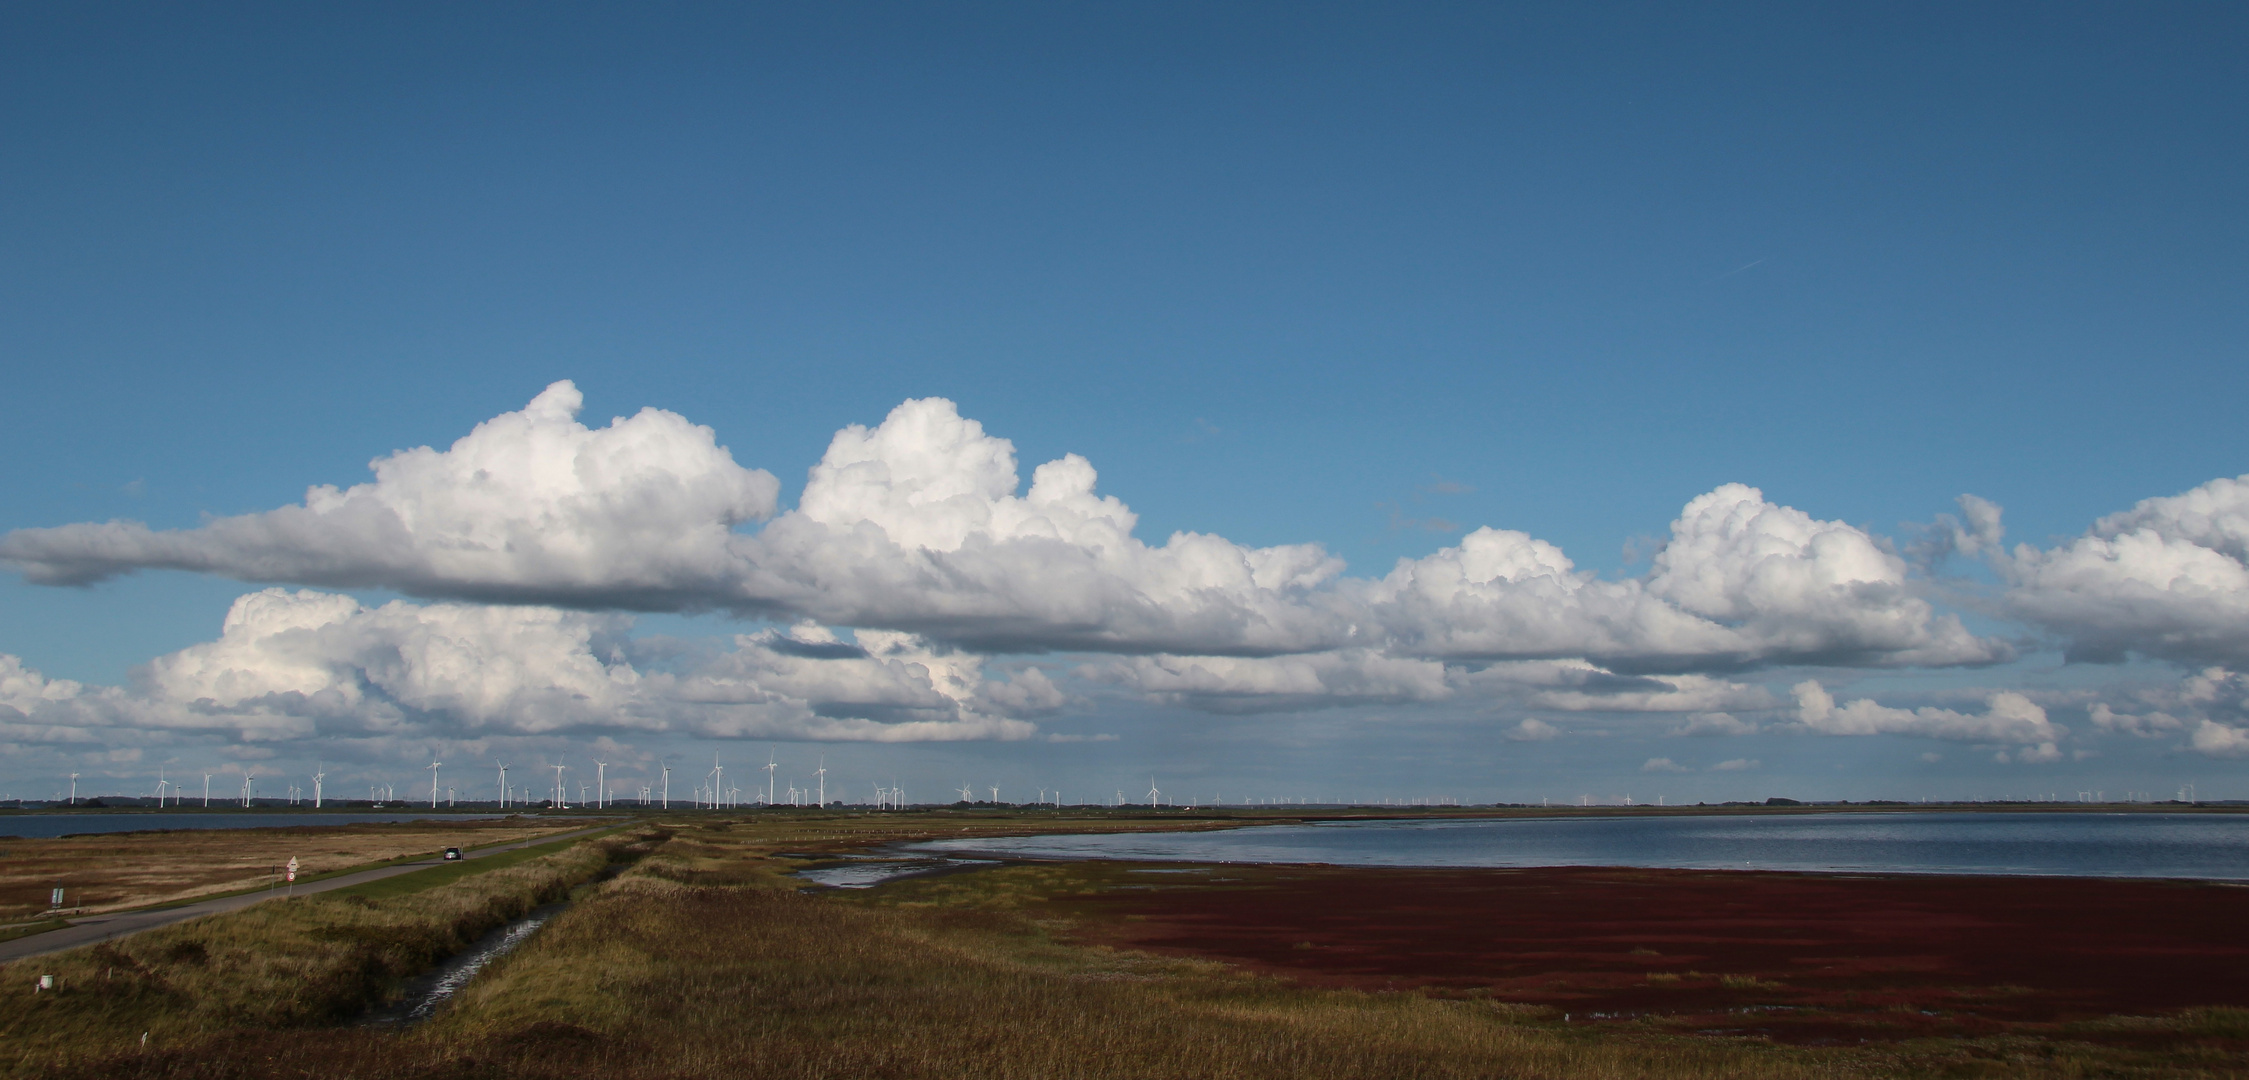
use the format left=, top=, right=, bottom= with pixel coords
left=428, top=761, right=442, bottom=809
left=661, top=762, right=671, bottom=809
left=496, top=763, right=508, bottom=809
left=313, top=765, right=325, bottom=809
left=815, top=758, right=827, bottom=808
left=594, top=761, right=607, bottom=809
left=1147, top=777, right=1161, bottom=808
left=551, top=763, right=567, bottom=808
left=764, top=753, right=778, bottom=806
left=67, top=773, right=78, bottom=806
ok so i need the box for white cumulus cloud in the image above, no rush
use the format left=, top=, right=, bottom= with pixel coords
left=2086, top=666, right=2249, bottom=757
left=1995, top=475, right=2249, bottom=666
left=1674, top=711, right=1759, bottom=737
left=1360, top=483, right=2005, bottom=671
left=0, top=382, right=781, bottom=610
left=1790, top=680, right=2062, bottom=749
left=1507, top=718, right=1561, bottom=741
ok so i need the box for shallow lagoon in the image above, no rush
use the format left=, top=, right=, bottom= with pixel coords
left=912, top=811, right=2249, bottom=880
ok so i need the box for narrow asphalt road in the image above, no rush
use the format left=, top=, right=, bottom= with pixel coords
left=0, top=824, right=618, bottom=964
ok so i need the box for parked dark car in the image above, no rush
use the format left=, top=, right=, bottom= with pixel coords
left=443, top=847, right=463, bottom=861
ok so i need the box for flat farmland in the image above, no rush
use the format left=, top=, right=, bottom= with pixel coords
left=0, top=816, right=595, bottom=921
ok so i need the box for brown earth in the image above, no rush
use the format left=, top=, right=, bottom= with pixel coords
left=0, top=816, right=592, bottom=921
left=1056, top=863, right=2249, bottom=1043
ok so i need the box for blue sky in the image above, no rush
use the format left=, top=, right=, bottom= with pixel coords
left=2, top=3, right=2245, bottom=806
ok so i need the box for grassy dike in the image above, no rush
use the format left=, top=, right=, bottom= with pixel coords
left=0, top=827, right=657, bottom=1077
left=16, top=814, right=2249, bottom=1079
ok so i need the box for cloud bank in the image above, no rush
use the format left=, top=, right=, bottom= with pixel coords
left=1, top=383, right=2011, bottom=680
left=1790, top=680, right=2062, bottom=762
left=0, top=589, right=1042, bottom=750
left=8, top=382, right=2247, bottom=760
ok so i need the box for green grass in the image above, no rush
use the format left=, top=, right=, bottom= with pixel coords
left=0, top=918, right=69, bottom=944
left=109, top=825, right=610, bottom=913
left=323, top=831, right=612, bottom=901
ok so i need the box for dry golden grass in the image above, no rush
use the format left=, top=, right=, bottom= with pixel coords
left=0, top=816, right=598, bottom=920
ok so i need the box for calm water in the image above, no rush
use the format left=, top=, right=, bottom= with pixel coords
left=910, top=812, right=2249, bottom=880
left=0, top=812, right=510, bottom=839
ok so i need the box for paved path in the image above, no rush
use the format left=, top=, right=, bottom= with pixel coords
left=0, top=824, right=617, bottom=964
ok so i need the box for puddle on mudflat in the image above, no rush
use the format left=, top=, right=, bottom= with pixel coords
left=794, top=857, right=991, bottom=889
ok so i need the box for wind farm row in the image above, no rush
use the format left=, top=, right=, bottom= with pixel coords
left=4, top=758, right=2216, bottom=813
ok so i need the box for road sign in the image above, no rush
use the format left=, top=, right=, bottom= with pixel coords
left=50, top=888, right=64, bottom=909
left=285, top=857, right=298, bottom=883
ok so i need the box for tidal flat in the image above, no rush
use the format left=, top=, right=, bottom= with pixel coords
left=6, top=809, right=2249, bottom=1079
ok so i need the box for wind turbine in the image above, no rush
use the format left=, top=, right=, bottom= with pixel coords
left=711, top=755, right=723, bottom=809
left=958, top=783, right=974, bottom=803
left=495, top=763, right=507, bottom=809
left=241, top=772, right=255, bottom=807
left=763, top=753, right=778, bottom=806
left=661, top=761, right=671, bottom=809
left=155, top=769, right=167, bottom=807
left=594, top=761, right=607, bottom=809
left=1147, top=777, right=1160, bottom=808
left=428, top=761, right=442, bottom=809
left=313, top=765, right=325, bottom=809
left=552, top=763, right=567, bottom=808
left=989, top=784, right=1000, bottom=805
left=814, top=758, right=827, bottom=808
left=66, top=773, right=78, bottom=806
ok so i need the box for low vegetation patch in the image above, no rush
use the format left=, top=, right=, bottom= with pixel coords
left=0, top=828, right=655, bottom=1076
left=11, top=812, right=2249, bottom=1080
